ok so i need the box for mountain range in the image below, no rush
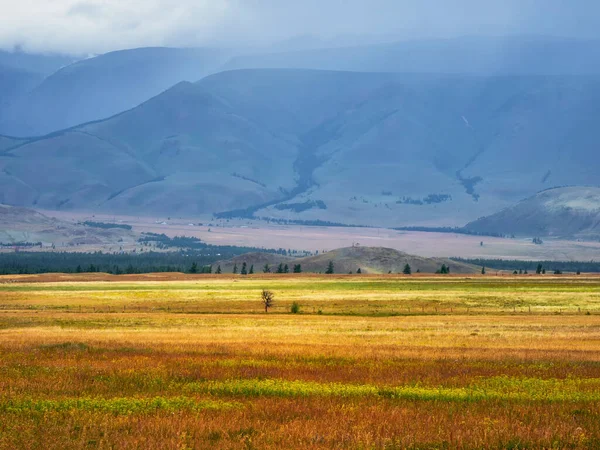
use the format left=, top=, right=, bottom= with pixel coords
left=0, top=36, right=599, bottom=233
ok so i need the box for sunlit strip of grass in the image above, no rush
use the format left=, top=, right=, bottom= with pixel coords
left=0, top=396, right=240, bottom=415
left=184, top=378, right=600, bottom=402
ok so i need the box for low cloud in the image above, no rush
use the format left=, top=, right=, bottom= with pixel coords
left=1, top=0, right=599, bottom=55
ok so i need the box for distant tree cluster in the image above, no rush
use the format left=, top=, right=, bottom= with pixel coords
left=274, top=200, right=327, bottom=213
left=452, top=258, right=597, bottom=274
left=436, top=264, right=450, bottom=274
left=396, top=194, right=452, bottom=206
left=0, top=242, right=287, bottom=275
left=82, top=221, right=133, bottom=231
left=394, top=226, right=507, bottom=238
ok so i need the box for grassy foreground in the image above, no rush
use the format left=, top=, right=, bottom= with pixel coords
left=1, top=274, right=599, bottom=449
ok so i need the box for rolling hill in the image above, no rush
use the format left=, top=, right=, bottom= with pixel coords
left=1, top=69, right=600, bottom=229
left=0, top=204, right=136, bottom=247
left=217, top=246, right=479, bottom=274
left=0, top=47, right=231, bottom=137
left=465, top=186, right=600, bottom=239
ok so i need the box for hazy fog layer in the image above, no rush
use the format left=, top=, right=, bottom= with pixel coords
left=1, top=0, right=600, bottom=55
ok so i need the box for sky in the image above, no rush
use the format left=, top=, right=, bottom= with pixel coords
left=1, top=0, right=599, bottom=55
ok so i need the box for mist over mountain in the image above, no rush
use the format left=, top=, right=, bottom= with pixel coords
left=0, top=50, right=75, bottom=76
left=2, top=36, right=600, bottom=139
left=0, top=47, right=231, bottom=137
left=1, top=68, right=599, bottom=228
left=224, top=36, right=600, bottom=76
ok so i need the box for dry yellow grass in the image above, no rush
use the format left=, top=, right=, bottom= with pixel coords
left=1, top=275, right=599, bottom=448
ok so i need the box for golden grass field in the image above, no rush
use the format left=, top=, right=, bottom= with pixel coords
left=1, top=274, right=599, bottom=449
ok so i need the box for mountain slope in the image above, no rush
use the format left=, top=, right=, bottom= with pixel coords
left=0, top=47, right=231, bottom=136
left=465, top=186, right=600, bottom=239
left=0, top=65, right=43, bottom=108
left=1, top=69, right=600, bottom=229
left=0, top=79, right=296, bottom=214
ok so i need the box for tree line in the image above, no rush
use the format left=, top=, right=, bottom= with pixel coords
left=452, top=258, right=600, bottom=273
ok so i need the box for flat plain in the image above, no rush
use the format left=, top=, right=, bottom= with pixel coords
left=1, top=274, right=599, bottom=449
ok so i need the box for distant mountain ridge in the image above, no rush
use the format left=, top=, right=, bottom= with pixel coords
left=1, top=69, right=600, bottom=228
left=4, top=36, right=600, bottom=137
left=0, top=47, right=232, bottom=136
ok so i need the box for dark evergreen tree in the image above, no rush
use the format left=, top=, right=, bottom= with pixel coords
left=284, top=264, right=289, bottom=274
left=325, top=261, right=334, bottom=274
left=189, top=262, right=198, bottom=274
left=403, top=264, right=412, bottom=275
left=263, top=264, right=271, bottom=273
left=438, top=264, right=450, bottom=274
left=481, top=266, right=486, bottom=275
left=215, top=265, right=222, bottom=274
left=249, top=265, right=254, bottom=275
left=357, top=268, right=362, bottom=274
left=277, top=263, right=284, bottom=274
left=293, top=264, right=302, bottom=273
left=233, top=263, right=238, bottom=274
left=241, top=262, right=248, bottom=275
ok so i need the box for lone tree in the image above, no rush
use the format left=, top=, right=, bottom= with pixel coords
left=403, top=264, right=412, bottom=275
left=325, top=261, right=335, bottom=274
left=261, top=289, right=275, bottom=313
left=241, top=262, right=248, bottom=275
left=357, top=268, right=362, bottom=274
left=481, top=266, right=486, bottom=275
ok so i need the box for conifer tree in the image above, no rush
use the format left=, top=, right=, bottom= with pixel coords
left=325, top=261, right=334, bottom=274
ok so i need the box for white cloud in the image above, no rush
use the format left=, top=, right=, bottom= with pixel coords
left=0, top=0, right=598, bottom=55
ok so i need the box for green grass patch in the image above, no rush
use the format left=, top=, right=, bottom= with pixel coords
left=184, top=377, right=600, bottom=403
left=0, top=396, right=240, bottom=415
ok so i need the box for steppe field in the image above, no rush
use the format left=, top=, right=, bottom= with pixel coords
left=1, top=274, right=599, bottom=449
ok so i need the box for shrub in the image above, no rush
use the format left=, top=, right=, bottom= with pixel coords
left=290, top=302, right=300, bottom=314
